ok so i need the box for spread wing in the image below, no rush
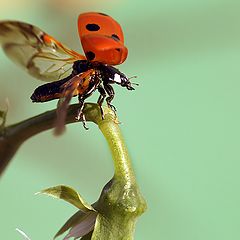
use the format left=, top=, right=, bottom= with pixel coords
left=54, top=69, right=96, bottom=135
left=0, top=21, right=86, bottom=82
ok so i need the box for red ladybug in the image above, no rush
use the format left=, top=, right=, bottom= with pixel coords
left=0, top=12, right=136, bottom=134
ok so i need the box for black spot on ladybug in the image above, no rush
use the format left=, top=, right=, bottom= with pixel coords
left=86, top=24, right=100, bottom=31
left=86, top=51, right=96, bottom=61
left=111, top=34, right=120, bottom=41
left=115, top=48, right=121, bottom=52
left=98, top=12, right=109, bottom=16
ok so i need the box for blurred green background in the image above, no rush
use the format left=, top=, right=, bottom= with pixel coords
left=1, top=0, right=240, bottom=239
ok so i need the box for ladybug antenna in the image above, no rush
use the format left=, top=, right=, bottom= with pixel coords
left=128, top=76, right=139, bottom=86
left=129, top=75, right=137, bottom=80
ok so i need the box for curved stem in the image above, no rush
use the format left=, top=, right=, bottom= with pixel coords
left=97, top=111, right=135, bottom=183
left=0, top=103, right=101, bottom=176
left=92, top=108, right=146, bottom=240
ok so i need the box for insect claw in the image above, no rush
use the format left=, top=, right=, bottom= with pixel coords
left=108, top=104, right=118, bottom=119
left=76, top=107, right=83, bottom=121
left=99, top=106, right=105, bottom=120
left=76, top=109, right=89, bottom=130
left=81, top=113, right=89, bottom=130
left=114, top=118, right=121, bottom=124
left=82, top=120, right=89, bottom=130
left=76, top=114, right=81, bottom=121
left=108, top=103, right=117, bottom=112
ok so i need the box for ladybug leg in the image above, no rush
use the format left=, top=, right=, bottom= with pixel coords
left=76, top=95, right=89, bottom=130
left=97, top=85, right=106, bottom=119
left=104, top=84, right=117, bottom=113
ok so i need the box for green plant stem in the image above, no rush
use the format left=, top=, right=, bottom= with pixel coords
left=0, top=103, right=147, bottom=240
left=92, top=108, right=147, bottom=240
left=98, top=112, right=135, bottom=183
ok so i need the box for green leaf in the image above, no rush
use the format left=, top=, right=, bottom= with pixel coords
left=38, top=185, right=95, bottom=212
left=0, top=109, right=7, bottom=129
left=54, top=210, right=96, bottom=239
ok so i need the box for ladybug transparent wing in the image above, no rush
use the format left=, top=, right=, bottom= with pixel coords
left=54, top=69, right=96, bottom=135
left=54, top=74, right=83, bottom=135
left=0, top=21, right=86, bottom=82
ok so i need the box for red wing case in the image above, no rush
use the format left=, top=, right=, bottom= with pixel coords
left=78, top=12, right=128, bottom=65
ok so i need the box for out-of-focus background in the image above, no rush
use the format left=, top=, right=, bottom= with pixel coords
left=1, top=0, right=240, bottom=239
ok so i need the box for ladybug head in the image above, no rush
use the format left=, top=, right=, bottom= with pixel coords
left=112, top=72, right=137, bottom=90
left=100, top=65, right=136, bottom=90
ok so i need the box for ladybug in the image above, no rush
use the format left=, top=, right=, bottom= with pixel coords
left=0, top=12, right=136, bottom=134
